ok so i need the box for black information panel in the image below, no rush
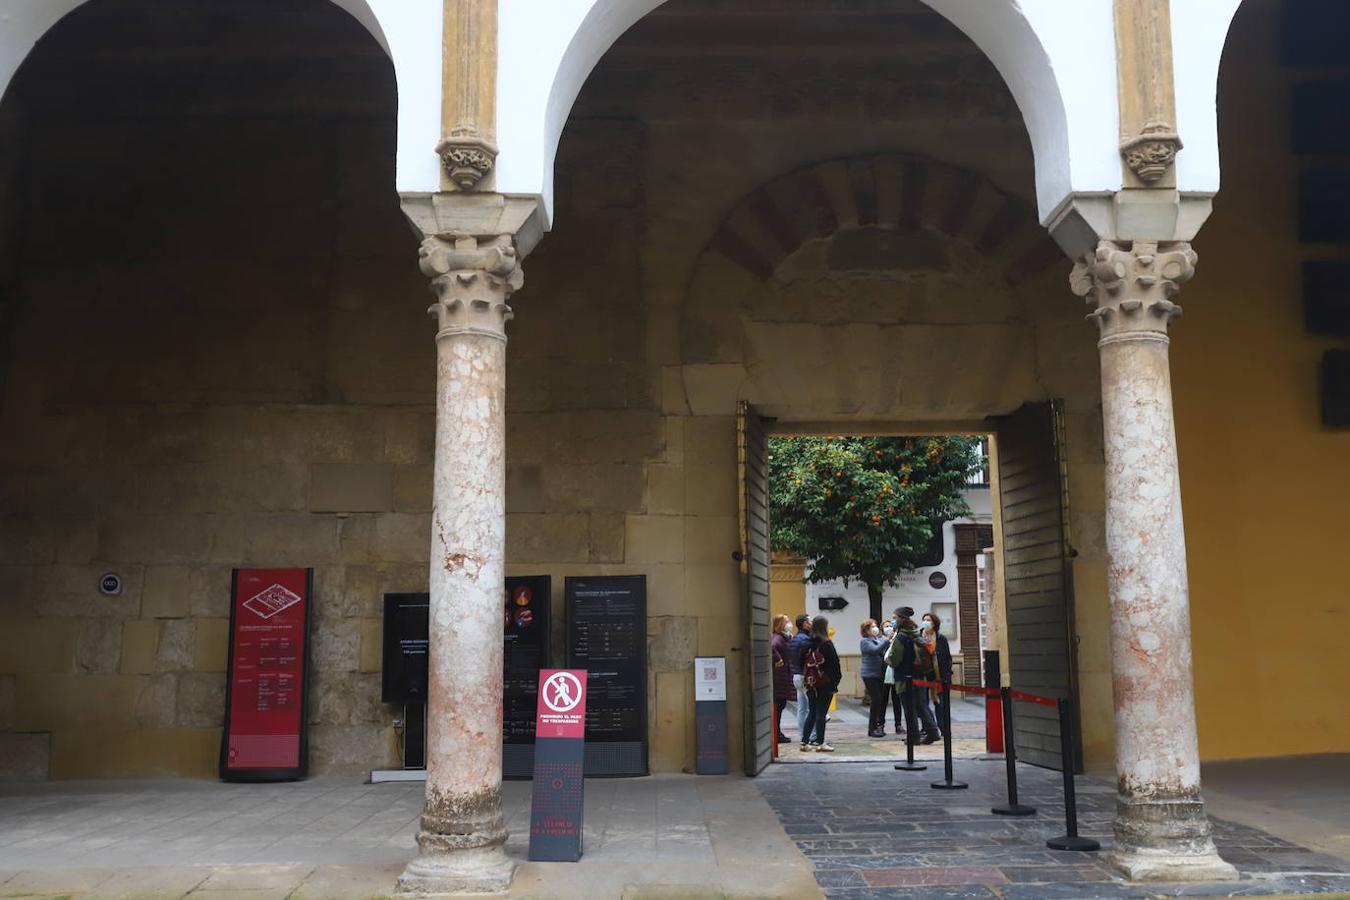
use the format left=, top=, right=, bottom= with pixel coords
left=382, top=593, right=430, bottom=703
left=503, top=575, right=551, bottom=778
left=565, top=575, right=648, bottom=776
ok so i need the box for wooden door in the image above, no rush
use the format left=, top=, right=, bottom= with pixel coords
left=737, top=401, right=773, bottom=775
left=992, top=401, right=1081, bottom=772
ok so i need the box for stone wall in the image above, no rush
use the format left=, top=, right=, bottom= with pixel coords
left=0, top=0, right=1121, bottom=779
left=0, top=0, right=418, bottom=778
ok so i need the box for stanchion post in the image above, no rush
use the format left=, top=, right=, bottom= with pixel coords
left=894, top=676, right=926, bottom=772
left=991, top=686, right=1035, bottom=816
left=931, top=680, right=966, bottom=789
left=1046, top=697, right=1099, bottom=852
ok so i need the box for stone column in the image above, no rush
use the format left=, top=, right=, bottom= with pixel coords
left=1071, top=241, right=1236, bottom=882
left=396, top=233, right=521, bottom=896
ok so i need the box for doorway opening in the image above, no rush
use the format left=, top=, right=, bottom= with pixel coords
left=740, top=404, right=1081, bottom=774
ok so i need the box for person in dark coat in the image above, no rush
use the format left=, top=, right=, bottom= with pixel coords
left=885, top=607, right=941, bottom=743
left=858, top=618, right=891, bottom=738
left=924, top=611, right=954, bottom=733
left=787, top=613, right=813, bottom=738
left=771, top=614, right=796, bottom=743
left=800, top=615, right=842, bottom=751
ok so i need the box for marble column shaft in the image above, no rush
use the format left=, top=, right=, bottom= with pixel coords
left=396, top=234, right=520, bottom=896
left=1072, top=240, right=1236, bottom=882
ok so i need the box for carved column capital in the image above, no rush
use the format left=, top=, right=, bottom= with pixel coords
left=419, top=234, right=522, bottom=341
left=1070, top=239, right=1196, bottom=345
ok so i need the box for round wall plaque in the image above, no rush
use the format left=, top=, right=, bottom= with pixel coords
left=99, top=573, right=123, bottom=596
left=928, top=571, right=947, bottom=590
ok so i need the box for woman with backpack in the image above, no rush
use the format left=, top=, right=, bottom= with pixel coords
left=885, top=608, right=941, bottom=744
left=858, top=619, right=891, bottom=738
left=800, top=615, right=841, bottom=752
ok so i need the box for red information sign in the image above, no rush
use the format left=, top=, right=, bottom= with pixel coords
left=529, top=668, right=588, bottom=861
left=220, top=568, right=312, bottom=781
left=536, top=669, right=586, bottom=739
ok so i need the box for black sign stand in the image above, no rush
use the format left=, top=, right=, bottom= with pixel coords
left=504, top=575, right=552, bottom=779
left=566, top=575, right=648, bottom=777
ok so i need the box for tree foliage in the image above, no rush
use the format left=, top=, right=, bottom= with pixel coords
left=768, top=435, right=983, bottom=612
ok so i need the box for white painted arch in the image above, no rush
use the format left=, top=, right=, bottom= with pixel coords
left=497, top=0, right=1125, bottom=229
left=0, top=0, right=444, bottom=193
left=1170, top=0, right=1245, bottom=197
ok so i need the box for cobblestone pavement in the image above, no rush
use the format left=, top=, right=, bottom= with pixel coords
left=778, top=696, right=988, bottom=763
left=757, top=759, right=1350, bottom=899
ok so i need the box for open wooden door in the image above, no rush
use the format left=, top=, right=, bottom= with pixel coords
left=991, top=401, right=1081, bottom=772
left=737, top=401, right=773, bottom=775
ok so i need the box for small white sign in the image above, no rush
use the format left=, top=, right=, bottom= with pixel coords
left=694, top=656, right=726, bottom=702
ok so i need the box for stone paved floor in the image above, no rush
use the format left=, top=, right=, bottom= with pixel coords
left=0, top=775, right=818, bottom=898
left=757, top=759, right=1350, bottom=899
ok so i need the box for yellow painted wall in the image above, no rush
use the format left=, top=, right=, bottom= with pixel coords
left=1174, top=0, right=1350, bottom=760
left=769, top=561, right=806, bottom=628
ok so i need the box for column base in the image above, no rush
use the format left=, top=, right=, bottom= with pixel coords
left=1111, top=796, right=1238, bottom=882
left=395, top=844, right=516, bottom=897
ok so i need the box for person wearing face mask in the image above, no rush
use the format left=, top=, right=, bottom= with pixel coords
left=788, top=613, right=814, bottom=739
left=771, top=615, right=795, bottom=744
left=858, top=619, right=891, bottom=738
left=885, top=607, right=941, bottom=744
left=881, top=619, right=904, bottom=735
left=914, top=613, right=943, bottom=742
left=800, top=615, right=842, bottom=751
left=924, top=612, right=954, bottom=730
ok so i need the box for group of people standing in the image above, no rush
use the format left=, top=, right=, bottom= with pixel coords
left=771, top=606, right=953, bottom=752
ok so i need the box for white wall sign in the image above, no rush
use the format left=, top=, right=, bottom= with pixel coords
left=694, top=657, right=726, bottom=702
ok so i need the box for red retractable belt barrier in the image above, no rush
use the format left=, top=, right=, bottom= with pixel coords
left=1009, top=689, right=1060, bottom=708
left=911, top=679, right=1001, bottom=699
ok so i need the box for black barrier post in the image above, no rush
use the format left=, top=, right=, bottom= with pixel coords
left=1047, top=697, right=1100, bottom=852
left=894, top=677, right=926, bottom=772
left=930, top=681, right=966, bottom=789
left=991, top=687, right=1035, bottom=816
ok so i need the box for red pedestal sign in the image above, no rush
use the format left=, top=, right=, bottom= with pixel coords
left=220, top=568, right=313, bottom=782
left=528, top=669, right=587, bottom=861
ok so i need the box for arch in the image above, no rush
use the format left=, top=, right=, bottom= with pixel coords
left=1169, top=0, right=1245, bottom=196
left=0, top=0, right=444, bottom=193
left=671, top=154, right=1071, bottom=419
left=496, top=0, right=1122, bottom=229
left=698, top=154, right=1065, bottom=289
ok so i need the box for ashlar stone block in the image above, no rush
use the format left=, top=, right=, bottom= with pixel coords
left=0, top=620, right=80, bottom=674
left=0, top=674, right=14, bottom=730
left=0, top=732, right=50, bottom=781
left=75, top=619, right=122, bottom=674
left=194, top=618, right=229, bottom=672
left=625, top=515, right=685, bottom=565
left=645, top=464, right=685, bottom=515
left=133, top=674, right=178, bottom=728
left=649, top=616, right=698, bottom=673
left=141, top=566, right=191, bottom=618
left=309, top=463, right=393, bottom=513
left=311, top=619, right=360, bottom=673
left=176, top=672, right=225, bottom=728
left=120, top=620, right=157, bottom=675
left=155, top=620, right=196, bottom=673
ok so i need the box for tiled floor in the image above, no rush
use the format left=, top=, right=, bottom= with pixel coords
left=757, top=758, right=1350, bottom=899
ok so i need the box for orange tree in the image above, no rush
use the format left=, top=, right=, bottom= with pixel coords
left=768, top=435, right=983, bottom=621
